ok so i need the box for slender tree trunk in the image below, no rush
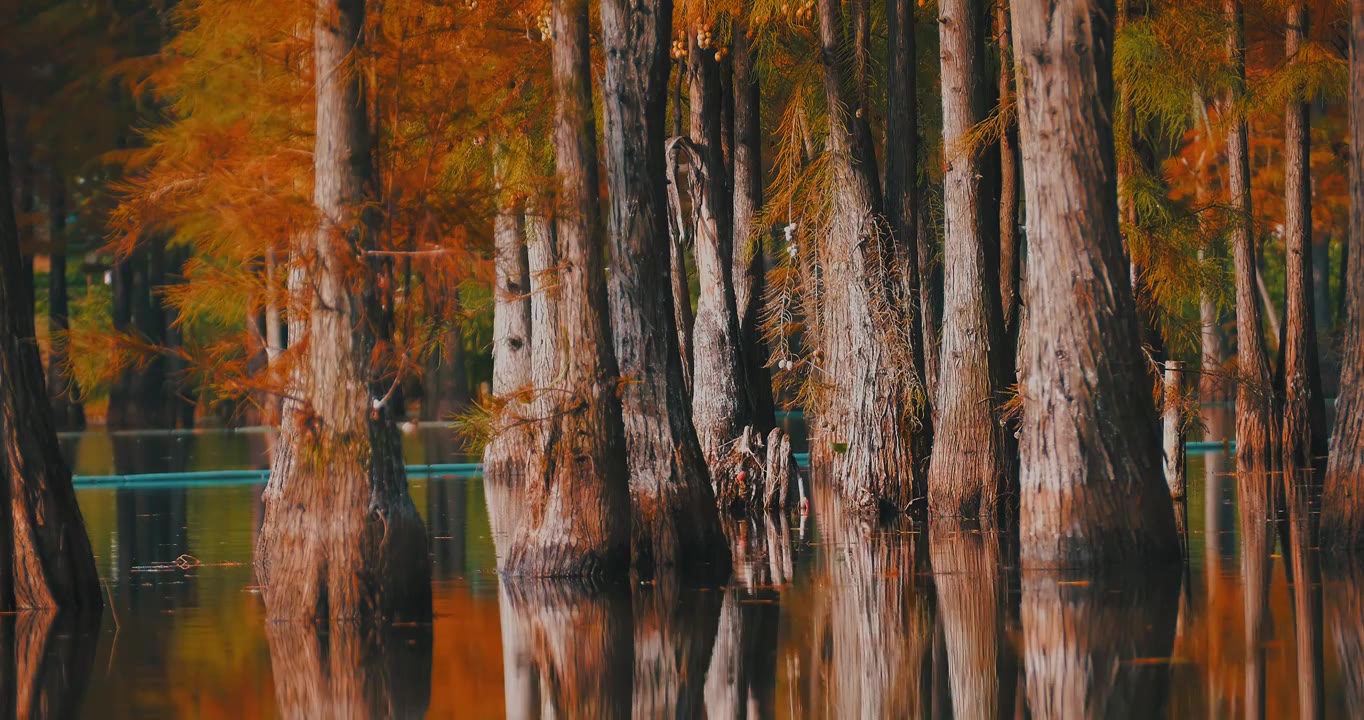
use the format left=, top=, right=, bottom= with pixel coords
left=920, top=203, right=942, bottom=404
left=1010, top=0, right=1180, bottom=568
left=731, top=19, right=776, bottom=430
left=929, top=0, right=1011, bottom=521
left=255, top=0, right=431, bottom=621
left=0, top=92, right=101, bottom=611
left=996, top=3, right=1021, bottom=338
left=483, top=197, right=534, bottom=477
left=504, top=0, right=631, bottom=577
left=1281, top=0, right=1328, bottom=470
left=1324, top=0, right=1364, bottom=551
left=1283, top=473, right=1324, bottom=720
left=885, top=0, right=932, bottom=486
left=600, top=0, right=729, bottom=574
left=687, top=38, right=753, bottom=468
left=1200, top=266, right=1227, bottom=403
left=813, top=0, right=921, bottom=513
left=45, top=177, right=84, bottom=430
left=1238, top=470, right=1274, bottom=720
left=930, top=525, right=1017, bottom=719
left=1223, top=0, right=1277, bottom=477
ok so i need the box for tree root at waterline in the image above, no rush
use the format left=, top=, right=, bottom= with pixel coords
left=710, top=426, right=801, bottom=514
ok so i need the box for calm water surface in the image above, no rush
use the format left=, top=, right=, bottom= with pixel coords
left=20, top=412, right=1363, bottom=717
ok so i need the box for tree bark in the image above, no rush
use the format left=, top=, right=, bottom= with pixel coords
left=600, top=0, right=729, bottom=574
left=1199, top=272, right=1227, bottom=403
left=0, top=92, right=102, bottom=611
left=929, top=0, right=1011, bottom=521
left=731, top=19, right=776, bottom=430
left=1324, top=0, right=1364, bottom=551
left=687, top=38, right=753, bottom=469
left=813, top=0, right=922, bottom=513
left=1010, top=0, right=1180, bottom=568
left=504, top=0, right=631, bottom=577
left=996, top=3, right=1021, bottom=338
left=45, top=176, right=84, bottom=430
left=483, top=198, right=535, bottom=478
left=666, top=133, right=696, bottom=394
left=1281, top=0, right=1328, bottom=471
left=1223, top=0, right=1277, bottom=474
left=255, top=0, right=432, bottom=621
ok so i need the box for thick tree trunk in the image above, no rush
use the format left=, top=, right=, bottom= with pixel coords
left=1281, top=1, right=1328, bottom=470
left=1223, top=0, right=1277, bottom=476
left=265, top=621, right=432, bottom=718
left=497, top=579, right=633, bottom=718
left=600, top=0, right=729, bottom=574
left=483, top=200, right=535, bottom=478
left=45, top=177, right=84, bottom=430
left=1010, top=0, right=1180, bottom=568
left=1324, top=0, right=1364, bottom=551
left=929, top=0, right=1011, bottom=521
left=731, top=20, right=776, bottom=430
left=504, top=0, right=631, bottom=577
left=930, top=525, right=1018, bottom=719
left=1020, top=571, right=1179, bottom=718
left=996, top=3, right=1022, bottom=338
left=0, top=93, right=101, bottom=611
left=255, top=0, right=432, bottom=621
left=687, top=40, right=753, bottom=468
left=813, top=0, right=922, bottom=513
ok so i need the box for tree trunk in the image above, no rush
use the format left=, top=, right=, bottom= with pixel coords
left=45, top=177, right=84, bottom=430
left=813, top=0, right=922, bottom=513
left=704, top=583, right=782, bottom=719
left=929, top=0, right=1011, bottom=521
left=5, top=612, right=100, bottom=719
left=1283, top=472, right=1324, bottom=720
left=504, top=0, right=631, bottom=577
left=920, top=203, right=942, bottom=404
left=885, top=0, right=932, bottom=487
left=1281, top=0, right=1328, bottom=470
left=1010, top=0, right=1180, bottom=568
left=0, top=92, right=102, bottom=611
left=687, top=38, right=753, bottom=469
left=632, top=576, right=722, bottom=718
left=1323, top=557, right=1364, bottom=716
left=600, top=0, right=729, bottom=574
left=1324, top=0, right=1364, bottom=551
left=996, top=3, right=1022, bottom=338
left=731, top=19, right=776, bottom=430
left=1199, top=269, right=1227, bottom=403
left=1237, top=470, right=1275, bottom=720
left=666, top=136, right=696, bottom=394
left=1020, top=571, right=1179, bottom=718
left=255, top=0, right=431, bottom=621
left=483, top=198, right=535, bottom=477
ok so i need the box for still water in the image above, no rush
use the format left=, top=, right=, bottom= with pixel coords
left=16, top=414, right=1363, bottom=718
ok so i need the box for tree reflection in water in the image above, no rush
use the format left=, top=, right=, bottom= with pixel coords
left=0, top=611, right=101, bottom=718
left=264, top=621, right=432, bottom=719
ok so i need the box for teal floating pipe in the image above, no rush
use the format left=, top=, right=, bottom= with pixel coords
left=72, top=443, right=1235, bottom=489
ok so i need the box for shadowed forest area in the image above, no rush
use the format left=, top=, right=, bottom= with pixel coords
left=3, top=0, right=1364, bottom=716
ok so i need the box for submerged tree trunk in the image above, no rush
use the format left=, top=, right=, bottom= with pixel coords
left=255, top=0, right=431, bottom=621
left=483, top=199, right=534, bottom=478
left=687, top=39, right=753, bottom=468
left=1010, top=0, right=1180, bottom=568
left=504, top=0, right=631, bottom=577
left=1281, top=0, right=1328, bottom=470
left=1324, top=0, right=1364, bottom=551
left=813, top=0, right=921, bottom=513
left=1223, top=0, right=1276, bottom=476
left=601, top=0, right=729, bottom=574
left=1238, top=469, right=1275, bottom=720
left=929, top=0, right=1011, bottom=521
left=45, top=177, right=84, bottom=430
left=930, top=525, right=1017, bottom=718
left=632, top=576, right=722, bottom=718
left=0, top=93, right=102, bottom=611
left=731, top=20, right=776, bottom=430
left=266, top=621, right=432, bottom=718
